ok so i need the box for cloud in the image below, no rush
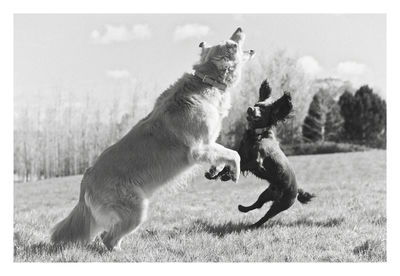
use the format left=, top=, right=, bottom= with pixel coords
left=334, top=61, right=372, bottom=90
left=106, top=70, right=132, bottom=80
left=131, top=24, right=152, bottom=40
left=91, top=24, right=151, bottom=44
left=297, top=56, right=323, bottom=77
left=173, top=24, right=210, bottom=41
left=336, top=61, right=367, bottom=76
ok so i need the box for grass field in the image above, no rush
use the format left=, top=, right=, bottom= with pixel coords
left=14, top=150, right=386, bottom=262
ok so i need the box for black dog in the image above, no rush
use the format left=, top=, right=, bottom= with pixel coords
left=206, top=80, right=315, bottom=228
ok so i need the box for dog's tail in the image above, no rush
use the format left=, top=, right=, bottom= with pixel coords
left=51, top=168, right=94, bottom=244
left=50, top=200, right=93, bottom=244
left=297, top=188, right=316, bottom=204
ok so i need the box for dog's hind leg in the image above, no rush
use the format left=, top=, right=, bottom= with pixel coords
left=250, top=194, right=296, bottom=228
left=100, top=197, right=148, bottom=251
left=238, top=187, right=278, bottom=213
left=96, top=185, right=149, bottom=251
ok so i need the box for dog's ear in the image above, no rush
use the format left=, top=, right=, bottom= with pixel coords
left=230, top=27, right=245, bottom=46
left=198, top=42, right=213, bottom=63
left=259, top=80, right=272, bottom=101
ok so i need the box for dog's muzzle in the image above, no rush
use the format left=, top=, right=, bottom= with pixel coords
left=247, top=106, right=261, bottom=120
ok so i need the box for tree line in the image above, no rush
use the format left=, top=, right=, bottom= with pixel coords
left=14, top=96, right=138, bottom=182
left=14, top=50, right=386, bottom=182
left=302, top=85, right=386, bottom=148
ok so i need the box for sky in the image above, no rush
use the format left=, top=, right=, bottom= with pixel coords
left=14, top=14, right=386, bottom=109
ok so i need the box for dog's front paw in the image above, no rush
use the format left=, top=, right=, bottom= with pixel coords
left=206, top=165, right=233, bottom=181
left=219, top=166, right=234, bottom=181
left=220, top=172, right=233, bottom=182
left=205, top=165, right=218, bottom=180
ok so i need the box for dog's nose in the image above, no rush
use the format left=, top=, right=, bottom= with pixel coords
left=247, top=106, right=261, bottom=119
left=249, top=49, right=255, bottom=55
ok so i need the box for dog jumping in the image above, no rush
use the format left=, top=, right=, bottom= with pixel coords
left=50, top=27, right=255, bottom=250
left=206, top=80, right=315, bottom=228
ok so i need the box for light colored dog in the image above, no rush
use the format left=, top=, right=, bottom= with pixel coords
left=50, top=27, right=254, bottom=250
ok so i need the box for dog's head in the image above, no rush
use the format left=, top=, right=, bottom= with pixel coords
left=247, top=80, right=293, bottom=129
left=193, top=27, right=255, bottom=87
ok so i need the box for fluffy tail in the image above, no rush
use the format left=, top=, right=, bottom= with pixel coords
left=297, top=188, right=316, bottom=204
left=50, top=201, right=92, bottom=244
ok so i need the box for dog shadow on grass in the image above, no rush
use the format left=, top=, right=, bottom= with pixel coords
left=14, top=233, right=109, bottom=259
left=191, top=217, right=345, bottom=238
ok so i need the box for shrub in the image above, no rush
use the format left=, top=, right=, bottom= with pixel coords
left=281, top=141, right=369, bottom=156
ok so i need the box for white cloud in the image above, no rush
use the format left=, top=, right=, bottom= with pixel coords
left=334, top=61, right=372, bottom=89
left=297, top=56, right=322, bottom=77
left=106, top=70, right=132, bottom=80
left=91, top=24, right=151, bottom=44
left=173, top=24, right=210, bottom=41
left=336, top=61, right=367, bottom=76
left=131, top=24, right=152, bottom=40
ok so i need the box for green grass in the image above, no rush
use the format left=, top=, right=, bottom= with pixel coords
left=14, top=150, right=386, bottom=262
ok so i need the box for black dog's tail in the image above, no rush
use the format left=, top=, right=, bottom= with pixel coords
left=297, top=188, right=316, bottom=204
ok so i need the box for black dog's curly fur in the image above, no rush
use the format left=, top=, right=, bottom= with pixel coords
left=206, top=80, right=315, bottom=228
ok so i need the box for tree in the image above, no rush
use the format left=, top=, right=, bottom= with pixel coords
left=325, top=101, right=344, bottom=142
left=264, top=50, right=314, bottom=144
left=339, top=85, right=386, bottom=147
left=302, top=92, right=326, bottom=142
left=302, top=89, right=344, bottom=142
left=219, top=49, right=315, bottom=148
left=338, top=90, right=357, bottom=140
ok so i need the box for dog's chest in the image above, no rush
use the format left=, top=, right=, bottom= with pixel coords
left=206, top=89, right=231, bottom=137
left=217, top=91, right=232, bottom=118
left=205, top=88, right=231, bottom=118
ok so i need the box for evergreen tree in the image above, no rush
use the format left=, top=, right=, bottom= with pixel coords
left=302, top=89, right=344, bottom=142
left=338, top=90, right=357, bottom=140
left=302, top=92, right=325, bottom=142
left=325, top=101, right=344, bottom=142
left=339, top=85, right=386, bottom=146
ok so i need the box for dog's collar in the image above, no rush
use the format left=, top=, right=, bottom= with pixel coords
left=194, top=71, right=227, bottom=91
left=254, top=127, right=269, bottom=135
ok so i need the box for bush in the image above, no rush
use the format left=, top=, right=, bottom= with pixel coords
left=281, top=141, right=369, bottom=156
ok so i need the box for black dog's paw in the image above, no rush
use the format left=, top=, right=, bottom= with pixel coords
left=220, top=173, right=232, bottom=182
left=205, top=165, right=233, bottom=181
left=204, top=171, right=214, bottom=180
left=205, top=165, right=218, bottom=180
left=219, top=166, right=234, bottom=181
